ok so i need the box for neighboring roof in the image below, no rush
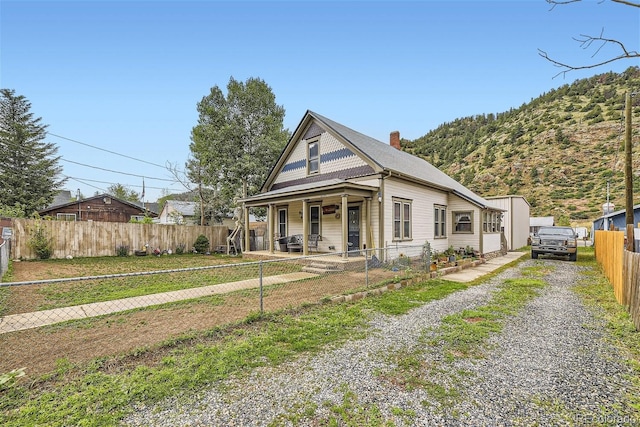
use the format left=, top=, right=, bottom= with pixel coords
left=142, top=202, right=159, bottom=215
left=264, top=110, right=500, bottom=210
left=530, top=217, right=554, bottom=227
left=165, top=200, right=197, bottom=216
left=594, top=203, right=640, bottom=220
left=485, top=195, right=531, bottom=207
left=39, top=193, right=156, bottom=216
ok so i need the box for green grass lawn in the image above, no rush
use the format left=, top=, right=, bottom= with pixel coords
left=1, top=248, right=638, bottom=427
left=2, top=254, right=301, bottom=311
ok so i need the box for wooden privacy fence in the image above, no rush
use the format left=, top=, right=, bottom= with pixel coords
left=10, top=218, right=230, bottom=260
left=622, top=250, right=640, bottom=330
left=594, top=230, right=640, bottom=330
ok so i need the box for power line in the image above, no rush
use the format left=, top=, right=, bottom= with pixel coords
left=61, top=158, right=176, bottom=182
left=48, top=131, right=188, bottom=175
left=64, top=175, right=178, bottom=191
left=48, top=132, right=167, bottom=169
left=63, top=176, right=107, bottom=193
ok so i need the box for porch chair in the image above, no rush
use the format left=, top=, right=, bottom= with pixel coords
left=308, top=234, right=321, bottom=253
left=287, top=235, right=303, bottom=253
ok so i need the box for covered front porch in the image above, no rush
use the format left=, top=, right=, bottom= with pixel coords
left=240, top=180, right=381, bottom=260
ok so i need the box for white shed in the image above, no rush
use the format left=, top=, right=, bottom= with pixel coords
left=530, top=216, right=555, bottom=235
left=486, top=195, right=531, bottom=250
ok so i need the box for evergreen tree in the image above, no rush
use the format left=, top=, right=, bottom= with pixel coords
left=0, top=89, right=66, bottom=216
left=106, top=183, right=140, bottom=203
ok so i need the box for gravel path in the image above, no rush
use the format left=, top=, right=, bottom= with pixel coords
left=123, top=259, right=638, bottom=426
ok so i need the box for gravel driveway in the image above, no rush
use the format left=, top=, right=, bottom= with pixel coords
left=124, top=259, right=638, bottom=426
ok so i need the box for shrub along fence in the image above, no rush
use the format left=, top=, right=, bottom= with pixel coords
left=594, top=230, right=640, bottom=330
left=9, top=218, right=230, bottom=260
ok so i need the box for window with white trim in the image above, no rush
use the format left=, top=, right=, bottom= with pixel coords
left=309, top=205, right=321, bottom=235
left=434, top=205, right=446, bottom=238
left=482, top=211, right=501, bottom=233
left=393, top=198, right=412, bottom=240
left=453, top=211, right=473, bottom=233
left=278, top=208, right=287, bottom=238
left=56, top=213, right=76, bottom=221
left=307, top=139, right=319, bottom=174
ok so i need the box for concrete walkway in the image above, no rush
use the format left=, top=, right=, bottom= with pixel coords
left=442, top=251, right=528, bottom=283
left=0, top=272, right=317, bottom=334
left=0, top=252, right=529, bottom=334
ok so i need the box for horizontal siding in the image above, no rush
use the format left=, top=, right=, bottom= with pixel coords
left=448, top=195, right=482, bottom=252
left=381, top=181, right=493, bottom=255
left=369, top=198, right=380, bottom=250
left=352, top=177, right=379, bottom=187
left=383, top=177, right=450, bottom=252
left=483, top=233, right=502, bottom=253
left=281, top=198, right=345, bottom=252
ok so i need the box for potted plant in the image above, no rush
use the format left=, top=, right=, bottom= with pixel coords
left=444, top=245, right=456, bottom=263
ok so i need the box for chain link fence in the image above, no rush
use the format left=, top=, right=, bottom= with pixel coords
left=0, top=244, right=435, bottom=375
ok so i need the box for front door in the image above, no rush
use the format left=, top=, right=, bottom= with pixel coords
left=348, top=206, right=360, bottom=253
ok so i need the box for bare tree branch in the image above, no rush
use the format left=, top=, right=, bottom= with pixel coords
left=166, top=160, right=193, bottom=192
left=546, top=0, right=582, bottom=11
left=546, top=0, right=640, bottom=8
left=611, top=0, right=640, bottom=8
left=541, top=0, right=639, bottom=77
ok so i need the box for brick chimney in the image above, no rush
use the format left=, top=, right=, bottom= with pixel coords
left=390, top=131, right=400, bottom=150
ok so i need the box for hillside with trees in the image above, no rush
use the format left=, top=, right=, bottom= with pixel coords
left=402, top=66, right=640, bottom=225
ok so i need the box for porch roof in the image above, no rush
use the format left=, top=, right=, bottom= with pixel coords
left=240, top=179, right=377, bottom=207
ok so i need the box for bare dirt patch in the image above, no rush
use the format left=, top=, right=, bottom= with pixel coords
left=0, top=265, right=399, bottom=379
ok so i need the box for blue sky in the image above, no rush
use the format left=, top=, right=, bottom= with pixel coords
left=1, top=0, right=639, bottom=203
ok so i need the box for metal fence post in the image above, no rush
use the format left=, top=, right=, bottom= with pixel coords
left=365, top=248, right=369, bottom=288
left=259, top=260, right=264, bottom=314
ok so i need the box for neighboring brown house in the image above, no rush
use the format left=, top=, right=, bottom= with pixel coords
left=38, top=194, right=157, bottom=223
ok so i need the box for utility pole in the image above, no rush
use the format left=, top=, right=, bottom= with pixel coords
left=625, top=91, right=634, bottom=252
left=77, top=188, right=81, bottom=221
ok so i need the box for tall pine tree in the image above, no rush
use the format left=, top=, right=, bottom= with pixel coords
left=0, top=89, right=66, bottom=216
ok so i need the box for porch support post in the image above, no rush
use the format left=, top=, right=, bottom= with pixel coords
left=244, top=204, right=250, bottom=253
left=479, top=209, right=485, bottom=256
left=365, top=197, right=372, bottom=254
left=302, top=199, right=309, bottom=256
left=268, top=204, right=275, bottom=254
left=341, top=194, right=348, bottom=260
left=378, top=176, right=385, bottom=262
